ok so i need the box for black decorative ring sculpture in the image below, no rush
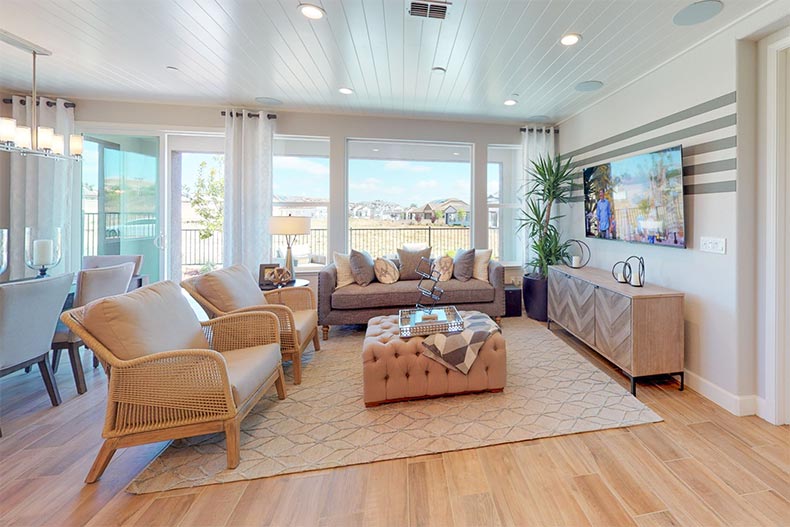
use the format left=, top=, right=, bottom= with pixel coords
left=565, top=239, right=591, bottom=269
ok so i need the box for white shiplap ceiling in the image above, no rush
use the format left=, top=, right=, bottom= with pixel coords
left=0, top=0, right=769, bottom=123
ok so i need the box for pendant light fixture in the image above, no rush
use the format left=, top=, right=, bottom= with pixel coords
left=0, top=29, right=82, bottom=161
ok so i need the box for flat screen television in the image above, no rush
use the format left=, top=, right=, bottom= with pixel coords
left=583, top=145, right=686, bottom=248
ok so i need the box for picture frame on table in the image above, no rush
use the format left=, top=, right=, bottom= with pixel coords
left=258, top=263, right=279, bottom=290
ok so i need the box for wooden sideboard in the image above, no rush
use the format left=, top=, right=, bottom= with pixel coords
left=547, top=265, right=685, bottom=395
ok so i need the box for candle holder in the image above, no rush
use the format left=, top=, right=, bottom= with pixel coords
left=24, top=227, right=62, bottom=278
left=625, top=255, right=645, bottom=287
left=0, top=228, right=7, bottom=277
left=564, top=239, right=590, bottom=269
left=611, top=260, right=631, bottom=284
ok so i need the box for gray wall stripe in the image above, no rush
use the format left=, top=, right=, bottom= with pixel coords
left=683, top=158, right=737, bottom=176
left=561, top=91, right=736, bottom=159
left=573, top=114, right=737, bottom=168
left=682, top=136, right=737, bottom=156
left=684, top=181, right=736, bottom=194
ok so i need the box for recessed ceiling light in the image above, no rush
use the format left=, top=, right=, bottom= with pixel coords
left=575, top=80, right=604, bottom=92
left=372, top=148, right=380, bottom=152
left=338, top=87, right=354, bottom=95
left=526, top=115, right=551, bottom=122
left=503, top=98, right=518, bottom=106
left=560, top=33, right=582, bottom=46
left=298, top=3, right=326, bottom=20
left=165, top=65, right=180, bottom=71
left=431, top=66, right=447, bottom=74
left=255, top=96, right=283, bottom=106
left=673, top=0, right=723, bottom=26
left=453, top=152, right=460, bottom=156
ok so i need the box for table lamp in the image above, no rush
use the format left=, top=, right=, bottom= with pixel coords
left=269, top=215, right=311, bottom=276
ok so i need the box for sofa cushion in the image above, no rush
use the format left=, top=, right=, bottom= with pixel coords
left=397, top=247, right=432, bottom=281
left=374, top=258, right=400, bottom=284
left=349, top=249, right=375, bottom=286
left=473, top=249, right=493, bottom=283
left=194, top=265, right=265, bottom=312
left=453, top=248, right=475, bottom=281
left=223, top=343, right=282, bottom=405
left=293, top=309, right=318, bottom=345
left=81, top=280, right=210, bottom=361
left=331, top=278, right=495, bottom=309
left=333, top=252, right=355, bottom=289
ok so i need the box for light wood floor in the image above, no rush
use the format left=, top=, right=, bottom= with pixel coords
left=1, top=323, right=788, bottom=527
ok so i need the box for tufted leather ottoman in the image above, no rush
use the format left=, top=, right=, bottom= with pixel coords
left=362, top=312, right=507, bottom=406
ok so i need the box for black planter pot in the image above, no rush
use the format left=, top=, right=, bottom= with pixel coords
left=522, top=273, right=548, bottom=322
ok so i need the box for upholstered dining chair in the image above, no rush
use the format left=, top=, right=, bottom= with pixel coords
left=60, top=280, right=287, bottom=483
left=181, top=265, right=319, bottom=385
left=0, top=273, right=74, bottom=433
left=82, top=254, right=144, bottom=276
left=51, top=262, right=135, bottom=394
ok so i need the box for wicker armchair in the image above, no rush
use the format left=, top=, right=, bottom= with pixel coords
left=182, top=265, right=319, bottom=385
left=60, top=280, right=286, bottom=484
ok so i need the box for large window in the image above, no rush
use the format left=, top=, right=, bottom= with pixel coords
left=347, top=140, right=472, bottom=257
left=488, top=145, right=524, bottom=263
left=272, top=136, right=329, bottom=268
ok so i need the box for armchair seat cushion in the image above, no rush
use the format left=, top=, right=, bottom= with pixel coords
left=193, top=265, right=265, bottom=312
left=330, top=278, right=495, bottom=310
left=81, top=281, right=210, bottom=360
left=223, top=343, right=282, bottom=405
left=293, top=310, right=318, bottom=345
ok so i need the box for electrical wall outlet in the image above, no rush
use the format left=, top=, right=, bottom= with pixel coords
left=700, top=236, right=726, bottom=254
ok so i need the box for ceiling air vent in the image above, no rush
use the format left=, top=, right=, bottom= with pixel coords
left=409, top=1, right=451, bottom=20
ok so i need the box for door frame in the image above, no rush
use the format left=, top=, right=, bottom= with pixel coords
left=762, top=33, right=790, bottom=425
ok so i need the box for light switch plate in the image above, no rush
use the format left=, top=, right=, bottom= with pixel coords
left=700, top=236, right=726, bottom=254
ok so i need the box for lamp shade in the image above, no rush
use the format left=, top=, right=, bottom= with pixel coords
left=69, top=134, right=83, bottom=156
left=0, top=117, right=16, bottom=142
left=269, top=215, right=311, bottom=235
left=52, top=134, right=64, bottom=155
left=15, top=126, right=31, bottom=149
left=37, top=126, right=54, bottom=150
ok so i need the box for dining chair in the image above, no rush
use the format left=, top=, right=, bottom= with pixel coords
left=0, top=273, right=74, bottom=435
left=51, top=262, right=135, bottom=394
left=181, top=265, right=319, bottom=385
left=82, top=254, right=143, bottom=276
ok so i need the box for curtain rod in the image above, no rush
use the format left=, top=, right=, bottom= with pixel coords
left=3, top=98, right=76, bottom=109
left=221, top=111, right=277, bottom=119
left=520, top=127, right=559, bottom=133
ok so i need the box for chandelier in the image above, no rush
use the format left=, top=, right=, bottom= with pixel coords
left=0, top=30, right=82, bottom=161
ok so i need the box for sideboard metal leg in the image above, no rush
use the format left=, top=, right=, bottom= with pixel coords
left=630, top=376, right=637, bottom=396
left=547, top=319, right=551, bottom=330
left=679, top=371, right=684, bottom=391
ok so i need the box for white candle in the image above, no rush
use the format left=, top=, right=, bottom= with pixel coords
left=631, top=272, right=642, bottom=286
left=571, top=255, right=581, bottom=267
left=616, top=271, right=625, bottom=282
left=32, top=239, right=53, bottom=266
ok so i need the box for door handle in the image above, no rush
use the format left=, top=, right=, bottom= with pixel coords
left=154, top=233, right=165, bottom=249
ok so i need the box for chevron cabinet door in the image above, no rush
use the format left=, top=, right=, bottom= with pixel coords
left=594, top=287, right=633, bottom=371
left=548, top=268, right=569, bottom=327
left=567, top=276, right=596, bottom=346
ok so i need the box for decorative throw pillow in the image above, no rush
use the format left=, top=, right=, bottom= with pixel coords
left=473, top=249, right=493, bottom=283
left=436, top=255, right=454, bottom=282
left=397, top=247, right=432, bottom=281
left=374, top=258, right=399, bottom=284
left=333, top=252, right=355, bottom=289
left=452, top=248, right=475, bottom=282
left=349, top=249, right=375, bottom=286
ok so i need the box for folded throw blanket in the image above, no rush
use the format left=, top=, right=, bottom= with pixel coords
left=421, top=312, right=501, bottom=375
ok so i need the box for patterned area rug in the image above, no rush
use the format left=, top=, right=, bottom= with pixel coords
left=127, top=317, right=661, bottom=494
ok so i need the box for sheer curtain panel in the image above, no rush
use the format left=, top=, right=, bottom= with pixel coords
left=223, top=111, right=274, bottom=272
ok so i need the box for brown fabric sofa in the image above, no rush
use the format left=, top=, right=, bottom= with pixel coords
left=318, top=260, right=505, bottom=339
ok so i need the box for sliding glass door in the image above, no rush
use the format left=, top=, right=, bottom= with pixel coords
left=81, top=134, right=161, bottom=281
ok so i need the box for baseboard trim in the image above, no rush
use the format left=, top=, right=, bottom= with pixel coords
left=683, top=370, right=757, bottom=416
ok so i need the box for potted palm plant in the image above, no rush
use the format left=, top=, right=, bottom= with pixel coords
left=518, top=154, right=575, bottom=321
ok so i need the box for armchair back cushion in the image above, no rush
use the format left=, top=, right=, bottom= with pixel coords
left=193, top=265, right=265, bottom=312
left=82, top=280, right=210, bottom=361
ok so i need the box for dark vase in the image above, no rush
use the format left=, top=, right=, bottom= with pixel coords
left=522, top=273, right=548, bottom=322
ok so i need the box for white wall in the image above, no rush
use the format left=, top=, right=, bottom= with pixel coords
left=557, top=1, right=790, bottom=416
